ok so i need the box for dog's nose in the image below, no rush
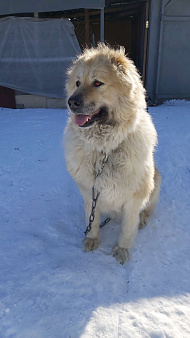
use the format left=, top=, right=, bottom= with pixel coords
left=68, top=95, right=83, bottom=110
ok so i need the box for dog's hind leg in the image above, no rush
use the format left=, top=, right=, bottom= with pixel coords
left=139, top=167, right=161, bottom=229
left=113, top=200, right=142, bottom=264
left=139, top=209, right=150, bottom=229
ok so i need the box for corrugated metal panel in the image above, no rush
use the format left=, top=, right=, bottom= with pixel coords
left=146, top=0, right=190, bottom=104
left=0, top=0, right=105, bottom=15
left=157, top=15, right=190, bottom=100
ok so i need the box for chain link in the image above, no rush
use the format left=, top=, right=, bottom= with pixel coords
left=84, top=154, right=109, bottom=236
left=95, top=154, right=108, bottom=178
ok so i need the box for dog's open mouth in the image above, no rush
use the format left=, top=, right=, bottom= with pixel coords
left=74, top=108, right=103, bottom=127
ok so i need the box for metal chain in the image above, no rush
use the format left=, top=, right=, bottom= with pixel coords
left=95, top=154, right=108, bottom=178
left=84, top=154, right=109, bottom=236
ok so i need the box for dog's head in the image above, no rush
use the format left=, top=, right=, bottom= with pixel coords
left=66, top=44, right=146, bottom=150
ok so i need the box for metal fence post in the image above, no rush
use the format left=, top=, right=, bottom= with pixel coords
left=100, top=8, right=104, bottom=42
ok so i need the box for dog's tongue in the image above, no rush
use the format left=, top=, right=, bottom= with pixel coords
left=75, top=114, right=90, bottom=126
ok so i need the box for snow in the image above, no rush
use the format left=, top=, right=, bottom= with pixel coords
left=0, top=100, right=190, bottom=337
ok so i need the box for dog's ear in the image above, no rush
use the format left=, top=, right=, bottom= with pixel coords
left=111, top=48, right=138, bottom=93
left=110, top=47, right=129, bottom=75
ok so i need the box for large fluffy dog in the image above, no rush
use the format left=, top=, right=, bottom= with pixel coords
left=64, top=44, right=161, bottom=264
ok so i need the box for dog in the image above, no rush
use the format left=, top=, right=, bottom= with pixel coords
left=64, top=44, right=161, bottom=264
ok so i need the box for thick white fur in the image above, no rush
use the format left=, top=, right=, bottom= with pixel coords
left=64, top=44, right=161, bottom=264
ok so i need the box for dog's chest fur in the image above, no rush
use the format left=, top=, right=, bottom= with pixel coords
left=64, top=128, right=141, bottom=213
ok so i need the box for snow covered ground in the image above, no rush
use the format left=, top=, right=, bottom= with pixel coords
left=0, top=100, right=190, bottom=338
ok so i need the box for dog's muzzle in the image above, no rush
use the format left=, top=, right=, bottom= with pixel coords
left=68, top=94, right=83, bottom=111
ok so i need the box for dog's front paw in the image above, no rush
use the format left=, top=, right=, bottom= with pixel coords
left=82, top=238, right=99, bottom=252
left=112, top=245, right=129, bottom=264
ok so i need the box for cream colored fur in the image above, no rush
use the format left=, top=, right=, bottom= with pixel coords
left=64, top=44, right=161, bottom=264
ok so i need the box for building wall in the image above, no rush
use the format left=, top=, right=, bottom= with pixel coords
left=15, top=94, right=66, bottom=109
left=146, top=0, right=190, bottom=104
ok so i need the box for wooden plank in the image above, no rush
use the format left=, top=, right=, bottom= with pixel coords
left=142, top=1, right=149, bottom=84
left=0, top=86, right=16, bottom=108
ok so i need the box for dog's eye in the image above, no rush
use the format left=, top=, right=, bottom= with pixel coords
left=76, top=80, right=81, bottom=87
left=93, top=80, right=104, bottom=87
